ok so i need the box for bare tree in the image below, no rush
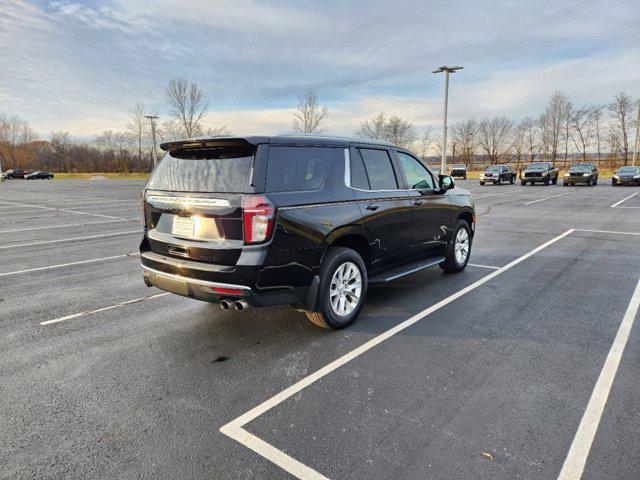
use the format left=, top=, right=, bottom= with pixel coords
left=292, top=89, right=328, bottom=134
left=203, top=125, right=233, bottom=137
left=539, top=91, right=571, bottom=165
left=478, top=116, right=513, bottom=164
left=356, top=112, right=416, bottom=149
left=385, top=115, right=417, bottom=148
left=608, top=92, right=634, bottom=164
left=519, top=117, right=540, bottom=161
left=127, top=103, right=147, bottom=166
left=570, top=106, right=596, bottom=162
left=165, top=77, right=209, bottom=138
left=511, top=120, right=528, bottom=169
left=591, top=105, right=605, bottom=160
left=416, top=128, right=432, bottom=163
left=0, top=114, right=38, bottom=169
left=356, top=112, right=388, bottom=140
left=563, top=100, right=573, bottom=167
left=451, top=118, right=478, bottom=165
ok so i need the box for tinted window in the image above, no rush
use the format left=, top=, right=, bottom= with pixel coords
left=358, top=148, right=398, bottom=190
left=266, top=147, right=331, bottom=192
left=350, top=150, right=370, bottom=189
left=147, top=146, right=254, bottom=193
left=397, top=152, right=434, bottom=190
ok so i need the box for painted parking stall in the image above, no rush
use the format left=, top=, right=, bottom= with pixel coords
left=0, top=178, right=639, bottom=479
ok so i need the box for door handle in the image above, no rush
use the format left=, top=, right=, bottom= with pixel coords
left=364, top=203, right=379, bottom=211
left=412, top=200, right=422, bottom=206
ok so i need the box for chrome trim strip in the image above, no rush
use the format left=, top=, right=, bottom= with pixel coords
left=141, top=265, right=251, bottom=291
left=146, top=195, right=230, bottom=208
left=141, top=251, right=234, bottom=272
left=344, top=148, right=351, bottom=187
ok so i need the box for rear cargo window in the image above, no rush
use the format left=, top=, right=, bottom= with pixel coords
left=146, top=146, right=254, bottom=193
left=266, top=147, right=331, bottom=192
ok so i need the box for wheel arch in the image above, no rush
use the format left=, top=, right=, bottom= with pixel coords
left=322, top=226, right=373, bottom=270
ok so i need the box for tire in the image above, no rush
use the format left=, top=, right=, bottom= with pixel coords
left=479, top=181, right=485, bottom=185
left=544, top=178, right=550, bottom=185
left=440, top=219, right=472, bottom=273
left=563, top=182, right=568, bottom=187
left=552, top=176, right=558, bottom=185
left=510, top=176, right=515, bottom=185
left=521, top=180, right=526, bottom=186
left=305, top=247, right=367, bottom=329
left=497, top=178, right=502, bottom=185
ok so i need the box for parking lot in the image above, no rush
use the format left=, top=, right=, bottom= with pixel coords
left=1, top=178, right=639, bottom=479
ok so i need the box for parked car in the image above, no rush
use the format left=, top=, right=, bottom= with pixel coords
left=25, top=171, right=54, bottom=180
left=450, top=164, right=467, bottom=179
left=563, top=163, right=598, bottom=186
left=520, top=162, right=559, bottom=185
left=4, top=169, right=27, bottom=179
left=479, top=165, right=516, bottom=185
left=612, top=166, right=640, bottom=186
left=140, top=136, right=475, bottom=329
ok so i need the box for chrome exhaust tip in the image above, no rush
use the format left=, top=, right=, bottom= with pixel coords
left=233, top=300, right=249, bottom=311
left=220, top=299, right=231, bottom=310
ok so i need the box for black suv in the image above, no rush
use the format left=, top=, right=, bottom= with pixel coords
left=479, top=165, right=516, bottom=185
left=520, top=162, right=559, bottom=185
left=563, top=163, right=598, bottom=186
left=140, top=136, right=475, bottom=329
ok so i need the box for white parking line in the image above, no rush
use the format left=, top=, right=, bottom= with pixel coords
left=0, top=219, right=131, bottom=234
left=524, top=192, right=572, bottom=205
left=70, top=202, right=135, bottom=210
left=575, top=229, right=640, bottom=237
left=0, top=230, right=140, bottom=249
left=474, top=190, right=521, bottom=199
left=0, top=253, right=140, bottom=277
left=40, top=292, right=170, bottom=326
left=219, top=229, right=575, bottom=480
left=468, top=263, right=501, bottom=270
left=0, top=200, right=130, bottom=220
left=558, top=277, right=640, bottom=480
left=610, top=192, right=638, bottom=208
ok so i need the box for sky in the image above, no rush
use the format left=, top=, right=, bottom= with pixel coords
left=1, top=0, right=639, bottom=139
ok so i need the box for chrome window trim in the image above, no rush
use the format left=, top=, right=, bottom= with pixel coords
left=142, top=265, right=251, bottom=291
left=343, top=147, right=414, bottom=194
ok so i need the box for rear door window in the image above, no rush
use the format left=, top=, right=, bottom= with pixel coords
left=266, top=147, right=331, bottom=192
left=358, top=148, right=398, bottom=190
left=147, top=145, right=254, bottom=193
left=350, top=150, right=370, bottom=189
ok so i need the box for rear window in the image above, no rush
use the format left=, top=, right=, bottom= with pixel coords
left=266, top=147, right=332, bottom=192
left=358, top=148, right=398, bottom=190
left=146, top=145, right=254, bottom=193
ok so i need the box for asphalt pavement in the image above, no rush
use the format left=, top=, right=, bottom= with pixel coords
left=1, top=178, right=638, bottom=479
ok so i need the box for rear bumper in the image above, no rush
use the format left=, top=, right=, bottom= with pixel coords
left=141, top=263, right=310, bottom=308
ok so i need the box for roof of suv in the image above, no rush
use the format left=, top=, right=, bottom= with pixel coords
left=160, top=135, right=395, bottom=151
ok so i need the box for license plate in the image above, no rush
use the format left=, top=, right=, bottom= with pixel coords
left=172, top=216, right=195, bottom=238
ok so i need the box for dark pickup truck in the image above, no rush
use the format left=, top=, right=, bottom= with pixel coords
left=140, top=135, right=476, bottom=329
left=520, top=162, right=559, bottom=185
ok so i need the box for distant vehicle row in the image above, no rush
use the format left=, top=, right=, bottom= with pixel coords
left=2, top=169, right=54, bottom=179
left=473, top=163, right=638, bottom=187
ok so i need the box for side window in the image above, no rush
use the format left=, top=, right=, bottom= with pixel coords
left=397, top=152, right=434, bottom=190
left=266, top=147, right=331, bottom=192
left=350, top=150, right=370, bottom=189
left=358, top=148, right=398, bottom=190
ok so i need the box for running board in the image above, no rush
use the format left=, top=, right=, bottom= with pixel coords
left=369, top=256, right=446, bottom=284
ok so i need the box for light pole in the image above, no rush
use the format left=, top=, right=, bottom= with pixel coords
left=145, top=115, right=159, bottom=167
left=633, top=101, right=639, bottom=167
left=433, top=65, right=463, bottom=174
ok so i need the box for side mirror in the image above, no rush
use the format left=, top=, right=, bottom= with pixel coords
left=438, top=174, right=454, bottom=192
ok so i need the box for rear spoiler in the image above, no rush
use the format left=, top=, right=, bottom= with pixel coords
left=160, top=136, right=268, bottom=151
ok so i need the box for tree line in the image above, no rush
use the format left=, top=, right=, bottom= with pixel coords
left=0, top=81, right=637, bottom=173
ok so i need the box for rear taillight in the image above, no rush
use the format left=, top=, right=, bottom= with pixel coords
left=242, top=194, right=274, bottom=244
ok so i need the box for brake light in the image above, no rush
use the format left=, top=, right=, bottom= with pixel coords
left=211, top=287, right=244, bottom=296
left=242, top=194, right=274, bottom=244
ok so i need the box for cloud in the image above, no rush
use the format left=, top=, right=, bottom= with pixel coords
left=0, top=0, right=638, bottom=139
